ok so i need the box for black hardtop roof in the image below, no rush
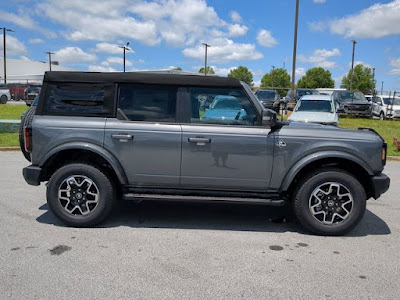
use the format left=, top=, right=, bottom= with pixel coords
left=44, top=71, right=242, bottom=88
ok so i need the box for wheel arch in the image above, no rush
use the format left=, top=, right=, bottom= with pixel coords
left=39, top=143, right=128, bottom=185
left=280, top=152, right=374, bottom=199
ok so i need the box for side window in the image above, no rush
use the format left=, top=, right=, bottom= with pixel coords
left=118, top=84, right=177, bottom=122
left=45, top=83, right=112, bottom=116
left=189, top=87, right=258, bottom=126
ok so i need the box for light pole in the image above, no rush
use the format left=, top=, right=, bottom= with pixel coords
left=119, top=42, right=130, bottom=72
left=46, top=51, right=54, bottom=71
left=381, top=81, right=384, bottom=95
left=350, top=40, right=357, bottom=91
left=1, top=27, right=15, bottom=84
left=372, top=67, right=375, bottom=94
left=202, top=43, right=211, bottom=76
left=290, top=0, right=299, bottom=104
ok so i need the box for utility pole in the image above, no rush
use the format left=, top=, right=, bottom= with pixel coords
left=1, top=27, right=15, bottom=84
left=381, top=81, right=384, bottom=95
left=119, top=42, right=130, bottom=72
left=202, top=43, right=211, bottom=76
left=350, top=40, right=357, bottom=91
left=372, top=67, right=375, bottom=95
left=290, top=0, right=299, bottom=104
left=46, top=51, right=54, bottom=71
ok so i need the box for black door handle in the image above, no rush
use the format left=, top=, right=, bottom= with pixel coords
left=188, top=137, right=211, bottom=145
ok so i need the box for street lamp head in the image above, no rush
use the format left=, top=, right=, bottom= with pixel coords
left=126, top=42, right=130, bottom=47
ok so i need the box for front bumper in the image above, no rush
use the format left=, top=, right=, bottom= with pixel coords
left=23, top=165, right=42, bottom=186
left=371, top=173, right=390, bottom=199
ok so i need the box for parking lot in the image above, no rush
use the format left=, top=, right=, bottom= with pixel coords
left=0, top=151, right=399, bottom=299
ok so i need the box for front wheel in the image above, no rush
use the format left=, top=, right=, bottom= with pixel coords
left=47, top=163, right=116, bottom=227
left=294, top=169, right=366, bottom=236
left=0, top=95, right=7, bottom=104
left=379, top=112, right=385, bottom=120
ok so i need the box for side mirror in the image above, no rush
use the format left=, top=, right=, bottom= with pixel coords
left=262, top=109, right=277, bottom=127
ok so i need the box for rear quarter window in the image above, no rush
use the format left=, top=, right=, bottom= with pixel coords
left=44, top=83, right=114, bottom=116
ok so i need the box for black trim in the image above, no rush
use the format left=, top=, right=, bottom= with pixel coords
left=43, top=71, right=242, bottom=88
left=371, top=173, right=390, bottom=199
left=23, top=165, right=42, bottom=186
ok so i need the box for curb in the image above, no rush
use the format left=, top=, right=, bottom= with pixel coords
left=0, top=147, right=19, bottom=151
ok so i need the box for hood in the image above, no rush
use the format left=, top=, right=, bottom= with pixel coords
left=288, top=111, right=337, bottom=124
left=202, top=109, right=246, bottom=120
left=340, top=100, right=369, bottom=105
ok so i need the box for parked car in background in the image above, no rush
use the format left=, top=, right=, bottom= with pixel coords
left=24, top=86, right=41, bottom=105
left=331, top=90, right=371, bottom=116
left=316, top=88, right=346, bottom=96
left=365, top=95, right=373, bottom=102
left=285, top=88, right=319, bottom=103
left=371, top=95, right=400, bottom=120
left=255, top=89, right=280, bottom=113
left=8, top=83, right=28, bottom=101
left=0, top=84, right=11, bottom=104
left=288, top=95, right=339, bottom=126
left=202, top=95, right=249, bottom=122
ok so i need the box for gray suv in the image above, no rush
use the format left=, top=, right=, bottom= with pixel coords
left=22, top=71, right=390, bottom=235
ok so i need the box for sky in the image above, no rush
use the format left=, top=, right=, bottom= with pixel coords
left=1, top=0, right=400, bottom=90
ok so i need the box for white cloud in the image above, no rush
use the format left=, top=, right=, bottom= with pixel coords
left=230, top=11, right=242, bottom=23
left=389, top=57, right=400, bottom=75
left=0, top=35, right=27, bottom=56
left=105, top=56, right=133, bottom=67
left=28, top=38, right=44, bottom=44
left=53, top=47, right=97, bottom=63
left=308, top=21, right=326, bottom=32
left=94, top=42, right=132, bottom=54
left=37, top=0, right=249, bottom=47
left=183, top=38, right=263, bottom=63
left=329, top=0, right=400, bottom=38
left=0, top=9, right=56, bottom=38
left=227, top=24, right=248, bottom=37
left=257, top=29, right=278, bottom=48
left=349, top=60, right=372, bottom=69
left=88, top=65, right=117, bottom=72
left=298, top=48, right=341, bottom=68
left=313, top=0, right=326, bottom=3
left=295, top=67, right=306, bottom=78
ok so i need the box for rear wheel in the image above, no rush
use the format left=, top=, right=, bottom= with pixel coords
left=293, top=169, right=366, bottom=236
left=47, top=163, right=116, bottom=227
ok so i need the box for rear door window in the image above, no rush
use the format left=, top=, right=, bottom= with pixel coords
left=44, top=83, right=113, bottom=116
left=117, top=84, right=177, bottom=122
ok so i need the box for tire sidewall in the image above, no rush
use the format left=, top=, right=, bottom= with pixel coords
left=47, top=164, right=114, bottom=227
left=295, top=171, right=366, bottom=235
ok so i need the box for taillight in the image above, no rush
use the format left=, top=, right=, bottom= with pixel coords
left=24, top=126, right=32, bottom=152
left=382, top=142, right=387, bottom=166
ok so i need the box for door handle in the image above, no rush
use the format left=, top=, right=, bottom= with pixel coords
left=112, top=134, right=134, bottom=141
left=188, top=137, right=211, bottom=146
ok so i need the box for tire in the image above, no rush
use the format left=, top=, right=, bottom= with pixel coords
left=293, top=169, right=366, bottom=236
left=19, top=106, right=36, bottom=162
left=379, top=112, right=385, bottom=120
left=46, top=163, right=116, bottom=227
left=0, top=95, right=7, bottom=104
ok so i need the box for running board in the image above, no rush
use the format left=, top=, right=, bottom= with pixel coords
left=122, top=193, right=285, bottom=206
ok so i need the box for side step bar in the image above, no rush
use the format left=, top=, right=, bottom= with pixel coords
left=122, top=193, right=285, bottom=206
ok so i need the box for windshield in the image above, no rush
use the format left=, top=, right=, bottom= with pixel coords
left=383, top=97, right=400, bottom=105
left=256, top=91, right=276, bottom=101
left=295, top=100, right=333, bottom=113
left=335, top=91, right=366, bottom=103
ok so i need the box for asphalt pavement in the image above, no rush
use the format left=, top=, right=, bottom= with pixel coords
left=0, top=152, right=399, bottom=299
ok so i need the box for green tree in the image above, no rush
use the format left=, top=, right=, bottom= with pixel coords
left=260, top=68, right=291, bottom=96
left=297, top=67, right=334, bottom=89
left=198, top=66, right=215, bottom=75
left=227, top=66, right=253, bottom=86
left=172, top=67, right=182, bottom=71
left=340, top=64, right=374, bottom=91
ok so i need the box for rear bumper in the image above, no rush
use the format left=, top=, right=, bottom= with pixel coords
left=23, top=165, right=42, bottom=186
left=371, top=173, right=390, bottom=199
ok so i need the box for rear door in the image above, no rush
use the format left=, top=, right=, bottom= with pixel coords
left=180, top=86, right=274, bottom=191
left=104, top=84, right=181, bottom=186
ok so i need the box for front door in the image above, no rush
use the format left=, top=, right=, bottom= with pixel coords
left=104, top=83, right=181, bottom=186
left=180, top=86, right=274, bottom=191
